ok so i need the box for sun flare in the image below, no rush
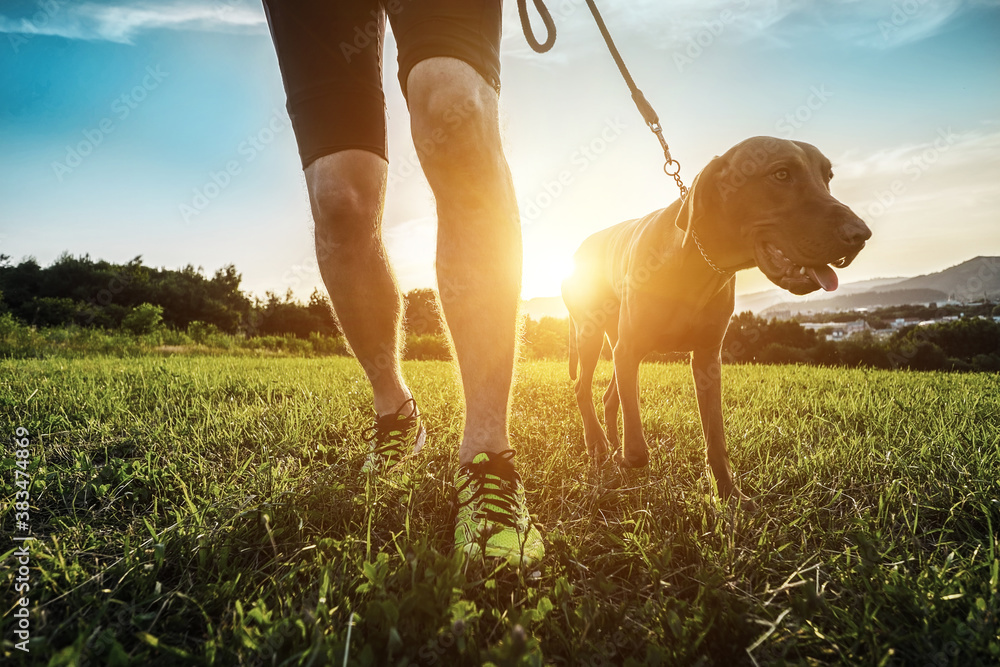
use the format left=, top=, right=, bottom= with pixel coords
left=522, top=250, right=576, bottom=299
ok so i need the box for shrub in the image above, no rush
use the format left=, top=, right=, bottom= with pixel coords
left=0, top=313, right=44, bottom=358
left=122, top=303, right=164, bottom=335
left=187, top=320, right=220, bottom=344
left=758, top=343, right=810, bottom=365
left=159, top=329, right=194, bottom=346
left=971, top=353, right=1000, bottom=372
left=308, top=332, right=349, bottom=356
left=404, top=334, right=451, bottom=361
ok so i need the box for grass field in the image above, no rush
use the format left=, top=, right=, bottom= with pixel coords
left=2, top=356, right=999, bottom=665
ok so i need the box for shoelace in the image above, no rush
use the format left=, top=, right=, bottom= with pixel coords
left=362, top=398, right=419, bottom=460
left=456, top=450, right=521, bottom=528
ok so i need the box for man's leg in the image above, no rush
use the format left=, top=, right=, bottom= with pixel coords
left=406, top=57, right=521, bottom=466
left=304, top=149, right=413, bottom=418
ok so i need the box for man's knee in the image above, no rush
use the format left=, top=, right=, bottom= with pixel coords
left=306, top=152, right=385, bottom=247
left=408, top=63, right=498, bottom=168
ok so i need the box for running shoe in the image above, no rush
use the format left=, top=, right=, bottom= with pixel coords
left=454, top=450, right=545, bottom=568
left=360, top=398, right=426, bottom=474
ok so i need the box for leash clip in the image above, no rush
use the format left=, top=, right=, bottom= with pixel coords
left=663, top=159, right=688, bottom=200
left=652, top=123, right=687, bottom=199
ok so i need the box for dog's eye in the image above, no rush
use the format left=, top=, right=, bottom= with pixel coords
left=773, top=169, right=790, bottom=181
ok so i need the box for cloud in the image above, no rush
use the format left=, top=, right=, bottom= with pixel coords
left=0, top=0, right=266, bottom=45
left=8, top=0, right=995, bottom=48
left=502, top=0, right=1000, bottom=57
left=834, top=126, right=1000, bottom=180
left=829, top=125, right=1000, bottom=261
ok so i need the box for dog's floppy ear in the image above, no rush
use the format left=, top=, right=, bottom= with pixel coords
left=675, top=155, right=727, bottom=247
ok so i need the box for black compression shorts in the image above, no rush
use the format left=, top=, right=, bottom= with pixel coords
left=262, top=0, right=503, bottom=169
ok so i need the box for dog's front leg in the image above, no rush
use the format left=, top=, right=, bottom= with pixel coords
left=613, top=341, right=649, bottom=467
left=691, top=348, right=753, bottom=506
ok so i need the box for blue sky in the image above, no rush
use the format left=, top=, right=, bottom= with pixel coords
left=2, top=0, right=999, bottom=300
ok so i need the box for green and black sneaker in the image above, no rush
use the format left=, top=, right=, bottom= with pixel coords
left=454, top=449, right=545, bottom=568
left=360, top=398, right=426, bottom=474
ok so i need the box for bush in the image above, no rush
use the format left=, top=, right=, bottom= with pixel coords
left=0, top=313, right=43, bottom=358
left=0, top=312, right=22, bottom=338
left=838, top=332, right=891, bottom=369
left=807, top=340, right=841, bottom=366
left=242, top=334, right=313, bottom=355
left=971, top=353, right=1000, bottom=372
left=758, top=343, right=810, bottom=365
left=308, top=332, right=349, bottom=356
left=159, top=329, right=194, bottom=346
left=122, top=303, right=164, bottom=335
left=888, top=339, right=947, bottom=371
left=206, top=332, right=235, bottom=350
left=522, top=317, right=568, bottom=360
left=21, top=296, right=84, bottom=327
left=404, top=334, right=451, bottom=361
left=187, top=320, right=220, bottom=344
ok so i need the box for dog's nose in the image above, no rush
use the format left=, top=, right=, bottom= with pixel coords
left=838, top=218, right=872, bottom=246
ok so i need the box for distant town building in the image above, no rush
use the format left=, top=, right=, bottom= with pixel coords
left=801, top=319, right=872, bottom=341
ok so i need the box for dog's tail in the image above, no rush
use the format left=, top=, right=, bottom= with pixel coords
left=568, top=317, right=578, bottom=380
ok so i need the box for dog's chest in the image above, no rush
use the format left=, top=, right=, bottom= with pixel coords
left=624, top=281, right=735, bottom=353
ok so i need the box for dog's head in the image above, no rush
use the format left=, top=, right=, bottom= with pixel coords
left=676, top=136, right=871, bottom=295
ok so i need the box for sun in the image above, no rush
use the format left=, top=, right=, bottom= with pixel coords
left=522, top=250, right=576, bottom=299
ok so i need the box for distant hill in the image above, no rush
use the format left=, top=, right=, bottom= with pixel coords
left=757, top=257, right=1000, bottom=317
left=760, top=288, right=949, bottom=318
left=883, top=256, right=1000, bottom=301
left=734, top=276, right=909, bottom=313
left=523, top=257, right=1000, bottom=320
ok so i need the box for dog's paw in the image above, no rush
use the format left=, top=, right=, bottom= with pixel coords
left=586, top=437, right=612, bottom=463
left=613, top=447, right=649, bottom=468
left=719, top=485, right=758, bottom=513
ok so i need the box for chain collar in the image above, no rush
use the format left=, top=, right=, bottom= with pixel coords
left=691, top=230, right=734, bottom=276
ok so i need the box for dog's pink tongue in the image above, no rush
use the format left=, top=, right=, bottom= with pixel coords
left=806, top=264, right=839, bottom=292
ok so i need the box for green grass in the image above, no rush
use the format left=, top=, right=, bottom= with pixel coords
left=2, top=356, right=999, bottom=665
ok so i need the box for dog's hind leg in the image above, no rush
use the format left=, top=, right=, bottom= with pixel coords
left=573, top=324, right=612, bottom=461
left=602, top=328, right=621, bottom=449
left=613, top=339, right=649, bottom=468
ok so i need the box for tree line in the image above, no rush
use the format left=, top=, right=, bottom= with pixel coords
left=520, top=311, right=1000, bottom=372
left=2, top=254, right=998, bottom=371
left=0, top=253, right=339, bottom=337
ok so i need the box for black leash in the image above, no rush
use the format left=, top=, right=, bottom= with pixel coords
left=517, top=0, right=556, bottom=52
left=517, top=0, right=688, bottom=199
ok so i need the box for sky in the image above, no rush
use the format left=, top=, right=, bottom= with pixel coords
left=1, top=0, right=999, bottom=301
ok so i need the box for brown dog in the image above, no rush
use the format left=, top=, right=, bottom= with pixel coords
left=561, top=136, right=871, bottom=504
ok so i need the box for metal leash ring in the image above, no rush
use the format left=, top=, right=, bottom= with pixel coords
left=663, top=159, right=682, bottom=177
